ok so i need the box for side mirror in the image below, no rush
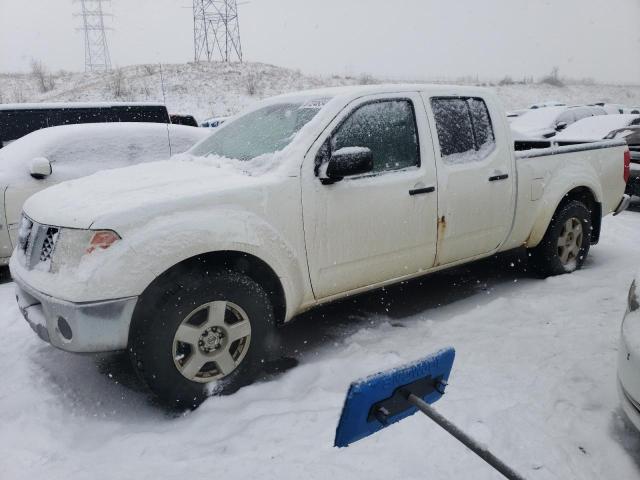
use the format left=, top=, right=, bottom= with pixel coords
left=556, top=122, right=568, bottom=132
left=29, top=157, right=52, bottom=180
left=321, top=147, right=373, bottom=184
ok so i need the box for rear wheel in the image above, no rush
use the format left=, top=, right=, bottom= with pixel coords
left=529, top=200, right=592, bottom=276
left=129, top=268, right=276, bottom=408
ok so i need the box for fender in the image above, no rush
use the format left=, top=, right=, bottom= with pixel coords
left=119, top=207, right=310, bottom=322
left=526, top=161, right=603, bottom=248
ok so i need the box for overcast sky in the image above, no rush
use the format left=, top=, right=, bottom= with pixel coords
left=1, top=0, right=639, bottom=83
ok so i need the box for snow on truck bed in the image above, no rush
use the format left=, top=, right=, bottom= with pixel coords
left=2, top=212, right=640, bottom=479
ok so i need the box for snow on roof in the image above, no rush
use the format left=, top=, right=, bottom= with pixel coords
left=271, top=83, right=493, bottom=103
left=555, top=114, right=640, bottom=141
left=0, top=101, right=166, bottom=111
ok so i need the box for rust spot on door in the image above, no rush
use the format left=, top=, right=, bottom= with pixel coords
left=434, top=215, right=446, bottom=266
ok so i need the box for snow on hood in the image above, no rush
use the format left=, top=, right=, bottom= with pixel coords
left=554, top=114, right=640, bottom=141
left=23, top=154, right=278, bottom=230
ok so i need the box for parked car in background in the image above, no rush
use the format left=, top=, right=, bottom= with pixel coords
left=201, top=116, right=230, bottom=128
left=607, top=126, right=640, bottom=196
left=528, top=100, right=566, bottom=109
left=170, top=114, right=199, bottom=127
left=589, top=103, right=626, bottom=114
left=0, top=122, right=209, bottom=262
left=9, top=84, right=630, bottom=406
left=506, top=109, right=528, bottom=122
left=0, top=102, right=170, bottom=148
left=511, top=105, right=607, bottom=139
left=618, top=277, right=640, bottom=431
left=554, top=114, right=640, bottom=142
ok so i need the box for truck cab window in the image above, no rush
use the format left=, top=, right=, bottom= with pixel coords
left=332, top=100, right=420, bottom=173
left=431, top=97, right=495, bottom=164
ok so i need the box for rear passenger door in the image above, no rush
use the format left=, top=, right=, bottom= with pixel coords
left=425, top=95, right=514, bottom=265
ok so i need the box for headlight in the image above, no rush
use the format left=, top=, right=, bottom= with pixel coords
left=52, top=228, right=121, bottom=271
left=629, top=280, right=639, bottom=313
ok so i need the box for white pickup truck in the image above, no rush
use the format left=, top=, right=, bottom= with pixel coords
left=10, top=85, right=630, bottom=406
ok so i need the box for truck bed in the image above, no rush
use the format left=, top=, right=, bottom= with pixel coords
left=502, top=138, right=629, bottom=251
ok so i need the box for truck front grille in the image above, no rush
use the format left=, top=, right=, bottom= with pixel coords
left=18, top=216, right=59, bottom=271
left=39, top=227, right=59, bottom=263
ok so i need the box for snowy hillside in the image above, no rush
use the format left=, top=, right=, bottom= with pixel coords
left=1, top=62, right=640, bottom=122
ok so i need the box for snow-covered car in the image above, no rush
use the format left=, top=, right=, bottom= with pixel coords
left=618, top=278, right=640, bottom=431
left=554, top=114, right=640, bottom=142
left=201, top=116, right=230, bottom=128
left=10, top=84, right=630, bottom=406
left=506, top=109, right=528, bottom=122
left=511, top=105, right=607, bottom=139
left=0, top=122, right=210, bottom=262
left=170, top=114, right=199, bottom=127
left=528, top=100, right=566, bottom=109
left=588, top=103, right=626, bottom=115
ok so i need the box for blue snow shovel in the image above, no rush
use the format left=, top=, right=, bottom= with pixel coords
left=334, top=348, right=526, bottom=480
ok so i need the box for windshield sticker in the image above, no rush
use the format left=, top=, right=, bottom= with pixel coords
left=300, top=97, right=332, bottom=109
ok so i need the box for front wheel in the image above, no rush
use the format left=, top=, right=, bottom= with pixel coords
left=529, top=200, right=592, bottom=277
left=128, top=268, right=276, bottom=408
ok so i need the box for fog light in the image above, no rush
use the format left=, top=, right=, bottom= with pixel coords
left=57, top=317, right=72, bottom=340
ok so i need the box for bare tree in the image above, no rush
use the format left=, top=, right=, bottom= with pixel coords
left=12, top=82, right=25, bottom=103
left=142, top=64, right=156, bottom=76
left=31, top=59, right=55, bottom=93
left=245, top=71, right=261, bottom=96
left=358, top=73, right=377, bottom=85
left=110, top=68, right=127, bottom=98
left=498, top=75, right=514, bottom=86
left=540, top=67, right=565, bottom=87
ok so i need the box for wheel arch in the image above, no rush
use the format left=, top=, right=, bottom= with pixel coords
left=527, top=185, right=602, bottom=248
left=138, top=250, right=289, bottom=325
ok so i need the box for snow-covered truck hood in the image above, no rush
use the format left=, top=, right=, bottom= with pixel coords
left=22, top=158, right=278, bottom=230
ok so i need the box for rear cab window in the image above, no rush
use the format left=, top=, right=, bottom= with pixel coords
left=430, top=97, right=495, bottom=164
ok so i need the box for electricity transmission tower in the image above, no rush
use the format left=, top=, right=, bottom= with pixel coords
left=193, top=0, right=243, bottom=63
left=76, top=0, right=113, bottom=72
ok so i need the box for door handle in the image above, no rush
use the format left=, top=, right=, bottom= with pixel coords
left=409, top=186, right=435, bottom=196
left=488, top=174, right=509, bottom=182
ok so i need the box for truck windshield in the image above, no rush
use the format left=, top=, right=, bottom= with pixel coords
left=190, top=100, right=328, bottom=161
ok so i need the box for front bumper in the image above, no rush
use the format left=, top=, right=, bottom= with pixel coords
left=14, top=273, right=138, bottom=353
left=618, top=306, right=640, bottom=431
left=618, top=377, right=640, bottom=432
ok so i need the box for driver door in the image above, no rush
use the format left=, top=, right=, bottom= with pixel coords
left=301, top=93, right=439, bottom=299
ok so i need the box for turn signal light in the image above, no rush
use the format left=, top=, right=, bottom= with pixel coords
left=86, top=231, right=120, bottom=254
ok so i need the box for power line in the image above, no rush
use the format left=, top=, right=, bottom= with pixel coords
left=193, top=0, right=243, bottom=63
left=75, top=0, right=113, bottom=72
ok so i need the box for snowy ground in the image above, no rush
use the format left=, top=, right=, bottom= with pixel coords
left=2, top=208, right=640, bottom=479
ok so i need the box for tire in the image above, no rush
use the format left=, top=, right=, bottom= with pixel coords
left=529, top=200, right=592, bottom=277
left=128, top=267, right=277, bottom=408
